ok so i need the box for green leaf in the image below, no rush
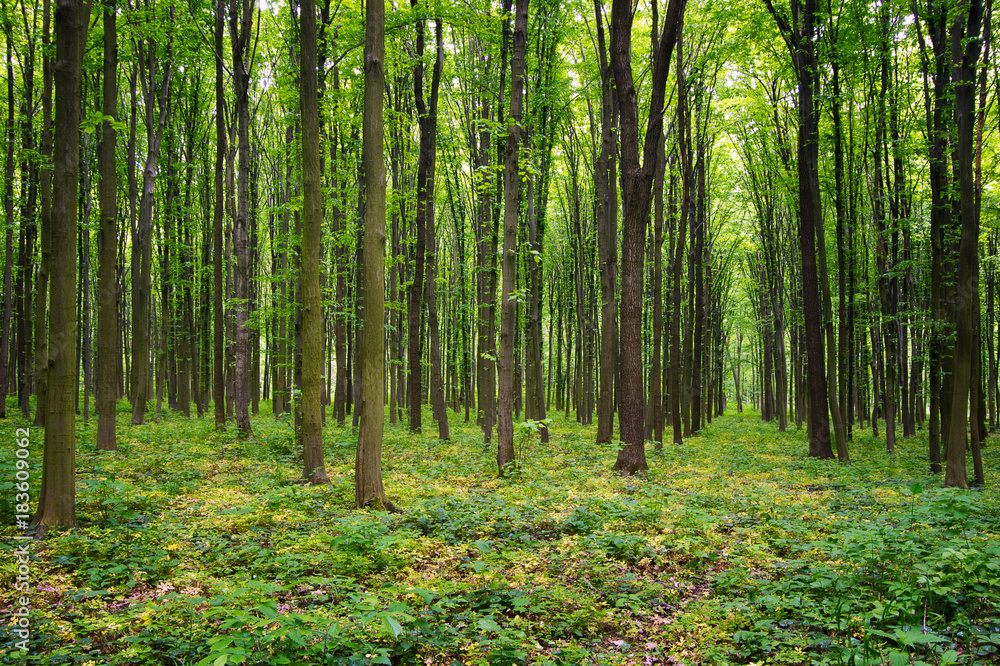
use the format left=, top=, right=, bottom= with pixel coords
left=383, top=615, right=404, bottom=639
left=477, top=618, right=502, bottom=633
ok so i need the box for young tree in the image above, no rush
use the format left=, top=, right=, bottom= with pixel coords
left=37, top=0, right=92, bottom=532
left=497, top=0, right=528, bottom=476
left=213, top=0, right=226, bottom=428
left=96, top=0, right=118, bottom=451
left=230, top=0, right=255, bottom=436
left=0, top=19, right=14, bottom=420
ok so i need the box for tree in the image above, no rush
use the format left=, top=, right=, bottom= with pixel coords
left=609, top=0, right=685, bottom=474
left=36, top=0, right=92, bottom=532
left=213, top=0, right=226, bottom=428
left=762, top=0, right=833, bottom=459
left=0, top=17, right=14, bottom=421
left=593, top=0, right=617, bottom=445
left=130, top=2, right=173, bottom=426
left=230, top=0, right=255, bottom=437
left=96, top=0, right=118, bottom=451
left=497, top=0, right=528, bottom=476
left=355, top=0, right=393, bottom=510
left=299, top=0, right=328, bottom=484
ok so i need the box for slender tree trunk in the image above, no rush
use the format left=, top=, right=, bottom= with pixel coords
left=594, top=0, right=618, bottom=445
left=412, top=10, right=448, bottom=440
left=356, top=0, right=392, bottom=509
left=763, top=0, right=832, bottom=458
left=34, top=0, right=52, bottom=428
left=230, top=0, right=253, bottom=436
left=213, top=0, right=226, bottom=427
left=96, top=0, right=117, bottom=450
left=131, top=28, right=172, bottom=426
left=0, top=20, right=15, bottom=419
left=497, top=0, right=527, bottom=475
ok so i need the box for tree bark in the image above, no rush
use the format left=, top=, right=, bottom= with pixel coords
left=594, top=0, right=617, bottom=445
left=610, top=0, right=684, bottom=474
left=763, top=0, right=832, bottom=458
left=356, top=0, right=393, bottom=509
left=497, top=0, right=527, bottom=475
left=37, top=0, right=91, bottom=533
left=299, top=0, right=328, bottom=484
left=130, top=23, right=173, bottom=426
left=96, top=0, right=117, bottom=451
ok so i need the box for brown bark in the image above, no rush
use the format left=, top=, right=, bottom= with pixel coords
left=594, top=0, right=617, bottom=445
left=763, top=0, right=833, bottom=458
left=37, top=0, right=91, bottom=533
left=412, top=9, right=448, bottom=440
left=230, top=0, right=254, bottom=436
left=497, top=0, right=527, bottom=475
left=355, top=0, right=392, bottom=510
left=130, top=20, right=173, bottom=426
left=96, top=0, right=117, bottom=450
left=610, top=0, right=685, bottom=474
left=0, top=20, right=14, bottom=419
left=300, top=0, right=329, bottom=484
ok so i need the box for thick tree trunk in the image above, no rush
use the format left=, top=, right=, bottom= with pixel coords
left=37, top=0, right=91, bottom=533
left=610, top=0, right=684, bottom=474
left=299, top=0, right=328, bottom=484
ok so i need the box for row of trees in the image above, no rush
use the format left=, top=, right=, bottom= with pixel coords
left=2, top=0, right=995, bottom=531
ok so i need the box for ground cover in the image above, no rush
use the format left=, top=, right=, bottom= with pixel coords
left=0, top=404, right=998, bottom=665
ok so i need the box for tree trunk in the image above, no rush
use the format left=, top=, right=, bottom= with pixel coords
left=594, top=0, right=618, bottom=445
left=299, top=0, right=328, bottom=484
left=131, top=27, right=172, bottom=426
left=230, top=0, right=253, bottom=436
left=37, top=0, right=91, bottom=533
left=213, top=0, right=226, bottom=428
left=96, top=0, right=117, bottom=450
left=763, top=0, right=832, bottom=458
left=610, top=0, right=684, bottom=474
left=355, top=0, right=392, bottom=510
left=497, top=0, right=527, bottom=475
left=0, top=20, right=15, bottom=420
left=412, top=10, right=448, bottom=441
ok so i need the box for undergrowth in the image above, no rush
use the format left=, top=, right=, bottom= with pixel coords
left=0, top=403, right=998, bottom=665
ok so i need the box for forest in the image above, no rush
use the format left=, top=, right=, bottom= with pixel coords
left=1, top=0, right=1000, bottom=662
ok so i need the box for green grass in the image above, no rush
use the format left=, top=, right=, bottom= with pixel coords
left=0, top=401, right=998, bottom=665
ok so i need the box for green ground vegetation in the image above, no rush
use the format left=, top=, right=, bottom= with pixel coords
left=0, top=405, right=998, bottom=665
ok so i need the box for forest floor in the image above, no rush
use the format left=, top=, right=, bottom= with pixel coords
left=1, top=403, right=999, bottom=666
